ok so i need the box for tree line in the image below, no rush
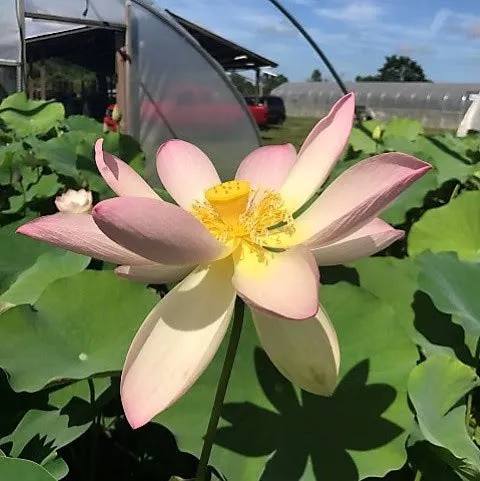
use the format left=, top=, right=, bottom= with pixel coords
left=230, top=55, right=430, bottom=96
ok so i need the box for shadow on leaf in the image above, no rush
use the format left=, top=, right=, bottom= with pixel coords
left=413, top=291, right=474, bottom=366
left=216, top=349, right=403, bottom=481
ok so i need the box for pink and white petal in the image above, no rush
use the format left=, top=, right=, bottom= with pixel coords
left=92, top=197, right=228, bottom=265
left=121, top=260, right=236, bottom=428
left=16, top=213, right=149, bottom=265
left=252, top=303, right=340, bottom=396
left=280, top=93, right=355, bottom=212
left=95, top=139, right=159, bottom=199
left=232, top=247, right=319, bottom=321
left=235, top=144, right=296, bottom=191
left=294, top=153, right=431, bottom=246
left=115, top=263, right=194, bottom=284
left=156, top=139, right=220, bottom=209
left=311, top=218, right=404, bottom=266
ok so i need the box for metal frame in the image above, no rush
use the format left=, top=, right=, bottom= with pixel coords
left=0, top=60, right=20, bottom=66
left=124, top=0, right=133, bottom=138
left=16, top=0, right=26, bottom=91
left=24, top=11, right=125, bottom=30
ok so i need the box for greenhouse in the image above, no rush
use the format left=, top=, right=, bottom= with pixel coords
left=1, top=0, right=277, bottom=181
left=273, top=81, right=480, bottom=130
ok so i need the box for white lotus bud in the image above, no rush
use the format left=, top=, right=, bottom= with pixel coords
left=55, top=189, right=93, bottom=214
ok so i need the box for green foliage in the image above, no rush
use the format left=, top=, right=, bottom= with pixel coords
left=261, top=73, right=289, bottom=96
left=0, top=270, right=157, bottom=392
left=408, top=191, right=480, bottom=260
left=0, top=93, right=65, bottom=138
left=408, top=355, right=480, bottom=478
left=356, top=55, right=430, bottom=82
left=0, top=90, right=479, bottom=480
left=308, top=69, right=323, bottom=82
left=229, top=73, right=256, bottom=96
left=0, top=456, right=56, bottom=481
left=418, top=252, right=480, bottom=337
left=29, top=58, right=96, bottom=98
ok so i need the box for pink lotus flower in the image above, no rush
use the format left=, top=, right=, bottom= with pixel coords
left=17, top=93, right=431, bottom=429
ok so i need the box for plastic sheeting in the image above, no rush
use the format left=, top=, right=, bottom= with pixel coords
left=274, top=82, right=480, bottom=130
left=25, top=0, right=126, bottom=25
left=0, top=1, right=21, bottom=63
left=0, top=66, right=17, bottom=99
left=129, top=2, right=259, bottom=182
left=25, top=18, right=85, bottom=39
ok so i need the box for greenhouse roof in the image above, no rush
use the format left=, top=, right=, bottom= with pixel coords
left=166, top=11, right=278, bottom=71
left=24, top=10, right=277, bottom=73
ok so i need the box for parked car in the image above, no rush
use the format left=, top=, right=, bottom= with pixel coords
left=244, top=96, right=269, bottom=128
left=260, top=95, right=286, bottom=125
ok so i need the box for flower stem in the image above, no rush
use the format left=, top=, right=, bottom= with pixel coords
left=466, top=337, right=480, bottom=434
left=195, top=298, right=245, bottom=481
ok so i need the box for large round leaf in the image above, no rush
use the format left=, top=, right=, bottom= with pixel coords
left=351, top=257, right=473, bottom=363
left=157, top=283, right=418, bottom=481
left=0, top=270, right=158, bottom=392
left=0, top=219, right=53, bottom=277
left=33, top=131, right=96, bottom=179
left=380, top=170, right=438, bottom=225
left=0, top=94, right=64, bottom=138
left=0, top=456, right=55, bottom=481
left=415, top=136, right=475, bottom=184
left=408, top=191, right=480, bottom=260
left=0, top=219, right=89, bottom=313
left=418, top=251, right=480, bottom=337
left=408, top=355, right=480, bottom=478
left=63, top=115, right=103, bottom=135
left=0, top=250, right=90, bottom=313
left=349, top=127, right=377, bottom=154
left=383, top=118, right=423, bottom=141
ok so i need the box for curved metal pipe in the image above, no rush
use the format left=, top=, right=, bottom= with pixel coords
left=266, top=0, right=348, bottom=95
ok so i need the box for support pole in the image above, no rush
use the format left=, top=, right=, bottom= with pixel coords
left=255, top=67, right=261, bottom=102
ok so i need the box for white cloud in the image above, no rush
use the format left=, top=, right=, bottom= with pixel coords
left=315, top=1, right=383, bottom=23
left=240, top=13, right=297, bottom=37
left=429, top=8, right=451, bottom=34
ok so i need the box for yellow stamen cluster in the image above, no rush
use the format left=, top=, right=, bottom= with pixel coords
left=192, top=180, right=294, bottom=262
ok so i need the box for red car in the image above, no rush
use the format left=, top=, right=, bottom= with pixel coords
left=140, top=86, right=246, bottom=131
left=244, top=96, right=269, bottom=128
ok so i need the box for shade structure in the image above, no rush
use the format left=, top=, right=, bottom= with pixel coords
left=2, top=0, right=273, bottom=182
left=273, top=82, right=480, bottom=130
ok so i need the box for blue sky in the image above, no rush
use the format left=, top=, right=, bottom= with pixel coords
left=157, top=0, right=480, bottom=83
